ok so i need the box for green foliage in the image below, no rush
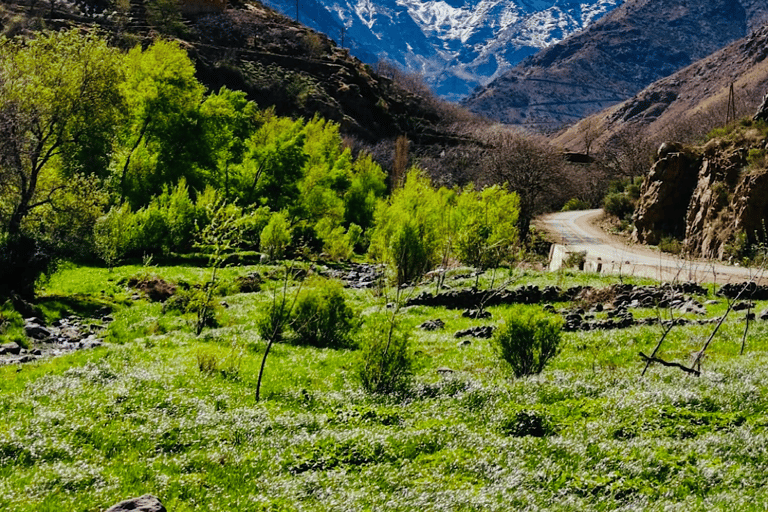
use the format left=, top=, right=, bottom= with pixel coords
left=563, top=250, right=586, bottom=269
left=560, top=198, right=590, bottom=212
left=291, top=278, right=358, bottom=348
left=499, top=409, right=554, bottom=437
left=602, top=192, right=635, bottom=220
left=369, top=171, right=442, bottom=285
left=357, top=313, right=412, bottom=394
left=116, top=39, right=206, bottom=205
left=260, top=212, right=292, bottom=260
left=236, top=116, right=307, bottom=209
left=748, top=148, right=768, bottom=171
left=658, top=236, right=683, bottom=255
left=93, top=204, right=134, bottom=268
left=494, top=308, right=563, bottom=378
left=454, top=184, right=520, bottom=268
left=0, top=29, right=122, bottom=256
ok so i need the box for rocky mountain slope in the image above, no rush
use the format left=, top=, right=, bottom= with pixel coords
left=553, top=24, right=768, bottom=154
left=258, top=0, right=623, bottom=101
left=463, top=0, right=768, bottom=131
left=0, top=0, right=464, bottom=146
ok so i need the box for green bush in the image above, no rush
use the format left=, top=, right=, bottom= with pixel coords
left=494, top=308, right=563, bottom=378
left=602, top=192, right=634, bottom=220
left=291, top=278, right=358, bottom=348
left=658, top=236, right=683, bottom=255
left=357, top=314, right=412, bottom=394
left=260, top=211, right=292, bottom=260
left=561, top=198, right=590, bottom=212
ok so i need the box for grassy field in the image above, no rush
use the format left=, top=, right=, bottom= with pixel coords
left=2, top=262, right=768, bottom=511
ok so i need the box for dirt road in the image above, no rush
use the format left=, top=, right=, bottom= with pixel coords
left=538, top=209, right=764, bottom=284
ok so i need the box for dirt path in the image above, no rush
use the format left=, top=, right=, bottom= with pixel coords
left=537, top=209, right=766, bottom=284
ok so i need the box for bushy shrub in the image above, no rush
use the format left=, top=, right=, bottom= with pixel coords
left=499, top=409, right=553, bottom=437
left=357, top=314, right=412, bottom=394
left=291, top=278, right=357, bottom=348
left=94, top=203, right=134, bottom=268
left=389, top=219, right=431, bottom=285
left=260, top=211, right=292, bottom=260
left=494, top=308, right=563, bottom=378
left=561, top=198, right=590, bottom=212
left=602, top=192, right=634, bottom=220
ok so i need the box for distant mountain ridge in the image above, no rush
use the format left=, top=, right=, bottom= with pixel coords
left=463, top=0, right=768, bottom=130
left=257, top=0, right=623, bottom=100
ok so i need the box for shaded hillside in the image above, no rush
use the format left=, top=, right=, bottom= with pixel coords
left=463, top=0, right=767, bottom=131
left=0, top=0, right=469, bottom=146
left=553, top=24, right=768, bottom=154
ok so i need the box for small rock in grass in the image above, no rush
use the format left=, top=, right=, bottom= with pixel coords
left=105, top=495, right=167, bottom=512
left=24, top=323, right=51, bottom=340
left=457, top=339, right=471, bottom=347
left=419, top=319, right=445, bottom=331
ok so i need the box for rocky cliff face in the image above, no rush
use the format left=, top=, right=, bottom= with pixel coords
left=633, top=119, right=768, bottom=260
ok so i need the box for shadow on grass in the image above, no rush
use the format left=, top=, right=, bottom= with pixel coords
left=35, top=294, right=119, bottom=322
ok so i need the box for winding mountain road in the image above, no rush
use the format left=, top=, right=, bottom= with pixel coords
left=537, top=209, right=765, bottom=284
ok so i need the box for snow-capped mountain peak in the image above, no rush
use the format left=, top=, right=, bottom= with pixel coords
left=259, top=0, right=624, bottom=100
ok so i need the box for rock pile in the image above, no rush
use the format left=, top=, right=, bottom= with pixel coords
left=718, top=282, right=768, bottom=300
left=406, top=282, right=705, bottom=310
left=0, top=313, right=111, bottom=366
left=320, top=263, right=384, bottom=289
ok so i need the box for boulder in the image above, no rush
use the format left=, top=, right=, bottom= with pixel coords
left=24, top=323, right=51, bottom=340
left=0, top=342, right=22, bottom=355
left=419, top=319, right=445, bottom=331
left=105, top=495, right=166, bottom=512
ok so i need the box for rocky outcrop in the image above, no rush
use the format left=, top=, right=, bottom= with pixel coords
left=632, top=144, right=700, bottom=244
left=633, top=109, right=768, bottom=258
left=683, top=145, right=748, bottom=258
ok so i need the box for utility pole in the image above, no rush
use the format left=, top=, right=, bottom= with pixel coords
left=726, top=82, right=737, bottom=125
left=295, top=0, right=299, bottom=22
left=340, top=26, right=345, bottom=49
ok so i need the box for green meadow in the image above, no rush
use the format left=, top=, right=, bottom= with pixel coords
left=3, top=263, right=768, bottom=511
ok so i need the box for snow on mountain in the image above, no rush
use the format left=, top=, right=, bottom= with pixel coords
left=259, top=0, right=623, bottom=100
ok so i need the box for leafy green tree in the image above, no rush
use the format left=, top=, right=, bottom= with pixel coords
left=0, top=30, right=123, bottom=237
left=369, top=170, right=443, bottom=285
left=454, top=185, right=520, bottom=269
left=199, top=87, right=260, bottom=200
left=235, top=116, right=307, bottom=210
left=343, top=153, right=387, bottom=232
left=0, top=30, right=122, bottom=299
left=115, top=39, right=206, bottom=205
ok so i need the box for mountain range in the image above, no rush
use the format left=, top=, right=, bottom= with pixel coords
left=463, top=0, right=768, bottom=130
left=257, top=0, right=624, bottom=100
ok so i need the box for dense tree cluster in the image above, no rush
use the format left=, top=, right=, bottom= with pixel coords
left=0, top=29, right=523, bottom=299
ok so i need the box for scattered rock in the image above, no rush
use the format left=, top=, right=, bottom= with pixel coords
left=0, top=343, right=22, bottom=355
left=457, top=340, right=471, bottom=347
left=454, top=326, right=494, bottom=339
left=462, top=309, right=491, bottom=319
left=24, top=323, right=51, bottom=340
left=436, top=367, right=455, bottom=374
left=419, top=319, right=445, bottom=331
left=732, top=301, right=755, bottom=311
left=759, top=308, right=768, bottom=320
left=105, top=495, right=167, bottom=512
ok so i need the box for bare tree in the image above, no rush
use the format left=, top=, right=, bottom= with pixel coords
left=476, top=127, right=565, bottom=238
